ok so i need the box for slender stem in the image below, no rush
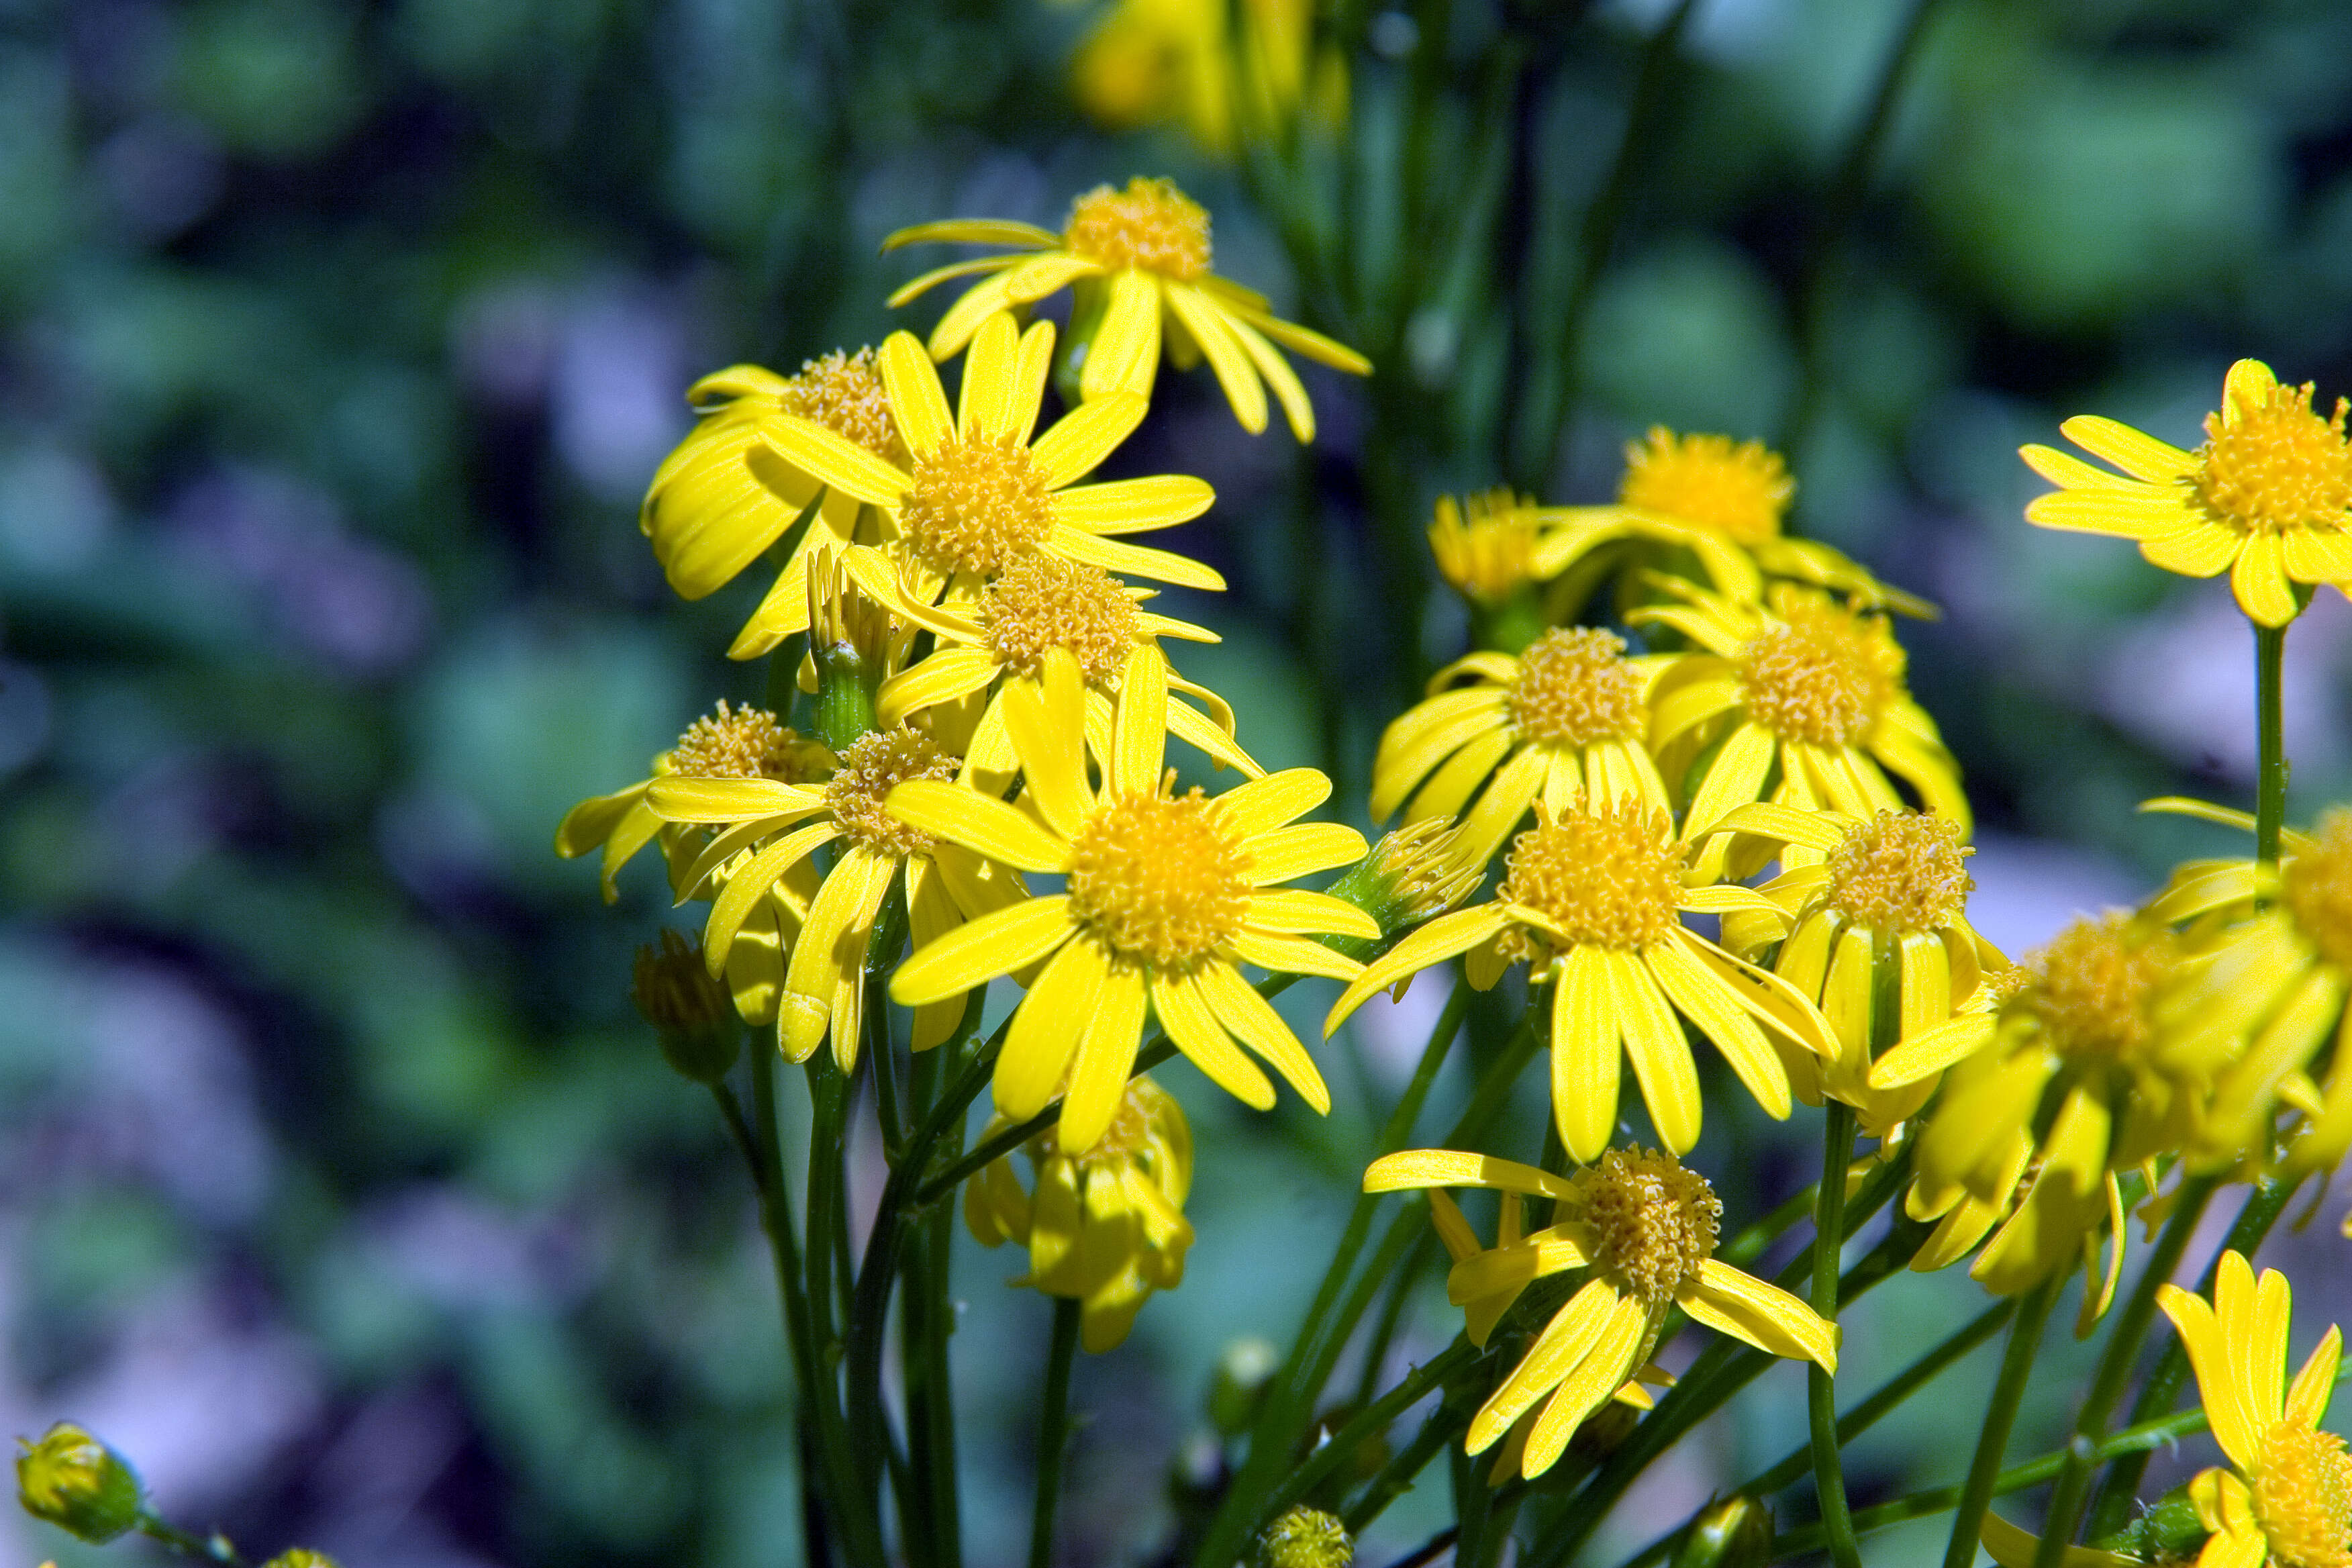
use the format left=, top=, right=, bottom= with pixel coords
left=1352, top=1230, right=1434, bottom=1410
left=2257, top=622, right=2288, bottom=867
left=2087, top=1175, right=2294, bottom=1537
left=1343, top=1389, right=1461, bottom=1533
left=2030, top=1175, right=2218, bottom=1568
left=1030, top=1298, right=1083, bottom=1568
left=135, top=1512, right=250, bottom=1567
left=1723, top=1177, right=1822, bottom=1267
left=1942, top=1276, right=2059, bottom=1568
left=1265, top=1340, right=1479, bottom=1530
left=1809, top=1102, right=1863, bottom=1568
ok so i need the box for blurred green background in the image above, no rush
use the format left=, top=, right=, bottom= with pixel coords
left=5, top=0, right=2352, bottom=1564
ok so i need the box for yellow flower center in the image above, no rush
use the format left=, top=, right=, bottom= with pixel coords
left=1824, top=812, right=1973, bottom=932
left=2194, top=379, right=2352, bottom=534
left=826, top=729, right=959, bottom=858
left=979, top=554, right=1143, bottom=683
left=779, top=347, right=908, bottom=465
left=669, top=701, right=824, bottom=781
left=2253, top=1421, right=2352, bottom=1568
left=1618, top=428, right=1793, bottom=545
left=1067, top=785, right=1254, bottom=969
left=1429, top=489, right=1542, bottom=605
left=1573, top=1146, right=1720, bottom=1306
left=1509, top=628, right=1645, bottom=748
left=2284, top=810, right=2352, bottom=972
left=1736, top=596, right=1903, bottom=747
left=2022, top=913, right=2173, bottom=1059
left=899, top=438, right=1057, bottom=579
left=1498, top=802, right=1683, bottom=952
left=1064, top=177, right=1213, bottom=280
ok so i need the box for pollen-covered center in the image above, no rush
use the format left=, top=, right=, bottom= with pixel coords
left=1498, top=802, right=1682, bottom=951
left=1825, top=812, right=1973, bottom=932
left=1737, top=597, right=1903, bottom=747
left=2194, top=379, right=2352, bottom=534
left=980, top=554, right=1143, bottom=683
left=1064, top=177, right=1212, bottom=280
left=2022, top=913, right=2174, bottom=1060
left=1067, top=787, right=1254, bottom=969
left=829, top=728, right=959, bottom=857
left=780, top=347, right=907, bottom=465
left=1618, top=428, right=1793, bottom=546
left=1573, top=1147, right=1720, bottom=1306
left=900, top=438, right=1057, bottom=579
left=2284, top=810, right=2352, bottom=972
left=2252, top=1421, right=2352, bottom=1568
left=1509, top=628, right=1645, bottom=748
left=669, top=701, right=825, bottom=781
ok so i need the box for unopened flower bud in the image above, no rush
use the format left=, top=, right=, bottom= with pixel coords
left=1671, top=1496, right=1773, bottom=1568
left=1208, top=1336, right=1279, bottom=1437
left=2092, top=1486, right=2203, bottom=1564
left=265, top=1553, right=343, bottom=1568
left=15, top=1423, right=140, bottom=1544
left=1256, top=1505, right=1351, bottom=1568
left=1321, top=818, right=1481, bottom=961
left=805, top=549, right=900, bottom=751
left=632, top=929, right=742, bottom=1083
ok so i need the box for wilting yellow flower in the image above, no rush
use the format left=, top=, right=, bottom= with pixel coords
left=1327, top=801, right=1838, bottom=1161
left=887, top=644, right=1371, bottom=1151
left=2159, top=1251, right=2349, bottom=1568
left=1069, top=0, right=1343, bottom=158
left=1428, top=489, right=1550, bottom=610
left=1536, top=429, right=1934, bottom=618
left=865, top=550, right=1257, bottom=783
left=1708, top=803, right=2006, bottom=1136
left=1370, top=628, right=1677, bottom=875
left=966, top=1075, right=1193, bottom=1351
left=883, top=178, right=1370, bottom=440
left=757, top=313, right=1222, bottom=630
left=1367, top=1146, right=1836, bottom=1482
left=1632, top=581, right=1967, bottom=868
left=2022, top=359, right=2352, bottom=628
left=640, top=350, right=908, bottom=658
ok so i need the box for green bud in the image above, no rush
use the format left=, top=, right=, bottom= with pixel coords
left=1670, top=1496, right=1773, bottom=1568
left=1208, top=1336, right=1279, bottom=1438
left=1256, top=1505, right=1351, bottom=1568
left=2092, top=1485, right=2202, bottom=1563
left=632, top=929, right=742, bottom=1083
left=814, top=640, right=879, bottom=751
left=264, top=1551, right=342, bottom=1568
left=15, top=1422, right=140, bottom=1544
left=1320, top=819, right=1481, bottom=961
left=804, top=550, right=896, bottom=752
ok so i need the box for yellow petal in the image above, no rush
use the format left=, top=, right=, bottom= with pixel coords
left=994, top=935, right=1108, bottom=1120
left=2060, top=414, right=2197, bottom=483
left=891, top=895, right=1075, bottom=1006
left=1681, top=1260, right=1837, bottom=1370
left=1047, top=525, right=1226, bottom=590
left=1467, top=1279, right=1618, bottom=1453
left=1197, top=959, right=1332, bottom=1113
left=885, top=254, right=1022, bottom=308
left=1052, top=475, right=1217, bottom=536
left=2139, top=521, right=2241, bottom=577
left=1326, top=904, right=1511, bottom=1034
left=881, top=217, right=1060, bottom=252
left=759, top=416, right=910, bottom=507
left=1030, top=391, right=1149, bottom=491
left=1552, top=948, right=1619, bottom=1163
left=1164, top=283, right=1268, bottom=435
left=954, top=311, right=1024, bottom=448
left=1001, top=650, right=1092, bottom=841
left=1608, top=952, right=1702, bottom=1154
left=2231, top=529, right=2300, bottom=626
left=1362, top=1148, right=1575, bottom=1199
left=1244, top=822, right=1371, bottom=885
left=1226, top=929, right=1363, bottom=982
left=1059, top=965, right=1148, bottom=1152
left=880, top=331, right=955, bottom=460
left=1242, top=889, right=1379, bottom=940
left=1151, top=969, right=1275, bottom=1110
left=1110, top=643, right=1169, bottom=796
left=1081, top=269, right=1165, bottom=403
left=887, top=779, right=1070, bottom=872
left=1216, top=767, right=1333, bottom=838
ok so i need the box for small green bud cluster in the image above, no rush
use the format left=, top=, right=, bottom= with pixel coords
left=632, top=928, right=743, bottom=1083
left=1256, top=1505, right=1352, bottom=1568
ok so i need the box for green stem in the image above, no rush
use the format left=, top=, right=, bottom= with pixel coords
left=1809, top=1103, right=1863, bottom=1568
left=2257, top=621, right=2288, bottom=867
left=1723, top=1177, right=1822, bottom=1267
left=1352, top=1230, right=1434, bottom=1411
left=1263, top=1340, right=1479, bottom=1529
left=1342, top=1386, right=1463, bottom=1534
left=134, top=1512, right=250, bottom=1567
left=1942, top=1276, right=2059, bottom=1568
left=1030, top=1298, right=1082, bottom=1568
left=2029, top=1175, right=2218, bottom=1568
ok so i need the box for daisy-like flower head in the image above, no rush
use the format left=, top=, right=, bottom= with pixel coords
left=965, top=1073, right=1193, bottom=1353
left=1327, top=799, right=1839, bottom=1161
left=885, top=644, right=1373, bottom=1152
left=1371, top=627, right=1678, bottom=876
left=640, top=349, right=912, bottom=658
left=2024, top=360, right=2352, bottom=628
left=1069, top=0, right=1340, bottom=158
left=1632, top=581, right=1966, bottom=873
left=1706, top=802, right=2006, bottom=1137
left=754, top=313, right=1226, bottom=641
left=1429, top=489, right=1551, bottom=611
left=1533, top=429, right=1936, bottom=618
left=881, top=178, right=1370, bottom=440
left=1365, top=1146, right=1836, bottom=1482
left=864, top=549, right=1260, bottom=784
left=2158, top=1251, right=2349, bottom=1568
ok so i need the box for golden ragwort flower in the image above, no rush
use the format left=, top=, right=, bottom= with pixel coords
left=1428, top=489, right=1550, bottom=611
left=1327, top=800, right=1839, bottom=1162
left=2022, top=358, right=2352, bottom=628
left=965, top=1074, right=1193, bottom=1353
left=1069, top=0, right=1343, bottom=158
left=883, top=178, right=1369, bottom=440
left=1367, top=1146, right=1836, bottom=1483
left=886, top=644, right=1371, bottom=1152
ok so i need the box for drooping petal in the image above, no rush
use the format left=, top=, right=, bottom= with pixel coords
left=1680, top=1261, right=1838, bottom=1370
left=1164, top=283, right=1269, bottom=434
left=1151, top=969, right=1276, bottom=1110
left=1326, top=904, right=1512, bottom=1033
left=1059, top=966, right=1149, bottom=1152
left=1197, top=959, right=1332, bottom=1114
left=1081, top=269, right=1166, bottom=403
left=994, top=936, right=1108, bottom=1120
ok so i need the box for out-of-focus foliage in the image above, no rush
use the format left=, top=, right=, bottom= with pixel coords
left=3, top=0, right=2350, bottom=1564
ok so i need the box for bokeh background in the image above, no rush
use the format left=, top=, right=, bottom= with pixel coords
left=7, top=0, right=2352, bottom=1563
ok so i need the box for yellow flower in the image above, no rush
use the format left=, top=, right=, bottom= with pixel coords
left=865, top=550, right=1259, bottom=784
left=965, top=1074, right=1193, bottom=1352
left=1365, top=1146, right=1836, bottom=1482
left=1631, top=580, right=1967, bottom=868
left=2159, top=1251, right=2349, bottom=1568
left=886, top=644, right=1373, bottom=1152
left=882, top=178, right=1370, bottom=440
left=755, top=313, right=1224, bottom=632
left=15, top=1424, right=140, bottom=1545
left=1428, top=489, right=1550, bottom=610
left=1706, top=803, right=2006, bottom=1136
left=1369, top=628, right=1677, bottom=875
left=639, top=350, right=909, bottom=658
left=2022, top=358, right=2352, bottom=628
left=1069, top=0, right=1344, bottom=158
left=1326, top=800, right=1839, bottom=1161
left=1536, top=429, right=1934, bottom=618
